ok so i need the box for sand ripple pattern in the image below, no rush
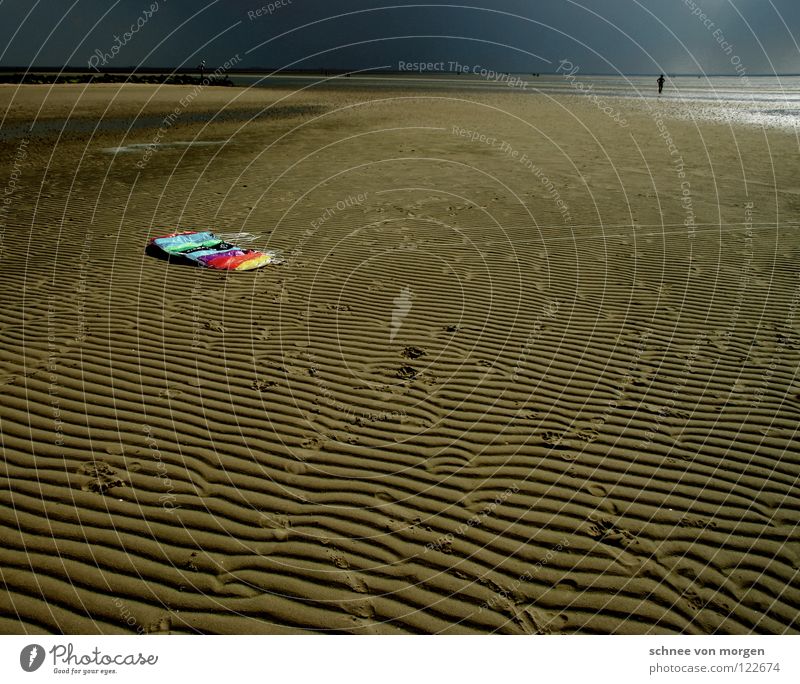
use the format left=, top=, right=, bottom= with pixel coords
left=1, top=88, right=799, bottom=634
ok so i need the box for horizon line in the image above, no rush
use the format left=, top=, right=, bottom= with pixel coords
left=2, top=66, right=800, bottom=77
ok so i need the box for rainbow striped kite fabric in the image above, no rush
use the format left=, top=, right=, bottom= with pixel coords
left=148, top=231, right=281, bottom=271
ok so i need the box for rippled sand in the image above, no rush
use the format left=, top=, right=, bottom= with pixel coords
left=1, top=83, right=798, bottom=634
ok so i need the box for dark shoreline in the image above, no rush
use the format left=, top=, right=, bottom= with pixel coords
left=0, top=72, right=234, bottom=86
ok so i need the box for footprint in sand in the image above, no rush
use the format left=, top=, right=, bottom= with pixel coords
left=540, top=430, right=569, bottom=449
left=586, top=483, right=608, bottom=498
left=541, top=428, right=597, bottom=451
left=677, top=516, right=717, bottom=530
left=574, top=427, right=599, bottom=444
left=79, top=460, right=126, bottom=494
left=587, top=516, right=636, bottom=549
left=516, top=405, right=540, bottom=420
left=396, top=364, right=418, bottom=380
left=251, top=379, right=277, bottom=392
left=183, top=552, right=200, bottom=573
left=345, top=574, right=369, bottom=595
left=273, top=287, right=289, bottom=304
left=585, top=483, right=618, bottom=513
left=401, top=346, right=426, bottom=360
left=146, top=614, right=172, bottom=634
left=340, top=598, right=376, bottom=620
left=258, top=511, right=291, bottom=541
left=682, top=588, right=706, bottom=612
left=549, top=578, right=579, bottom=597
left=301, top=435, right=327, bottom=452
left=327, top=547, right=350, bottom=570
left=518, top=606, right=568, bottom=635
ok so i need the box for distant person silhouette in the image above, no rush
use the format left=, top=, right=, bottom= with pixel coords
left=657, top=74, right=665, bottom=94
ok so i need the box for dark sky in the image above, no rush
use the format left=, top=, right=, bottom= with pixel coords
left=0, top=0, right=798, bottom=74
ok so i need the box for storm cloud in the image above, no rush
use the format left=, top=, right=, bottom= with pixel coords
left=0, top=0, right=797, bottom=75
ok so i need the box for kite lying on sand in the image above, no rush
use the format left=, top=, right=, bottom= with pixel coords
left=147, top=230, right=282, bottom=271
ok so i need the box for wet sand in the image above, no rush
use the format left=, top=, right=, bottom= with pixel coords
left=1, top=83, right=798, bottom=634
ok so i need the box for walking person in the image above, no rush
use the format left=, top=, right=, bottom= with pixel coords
left=657, top=73, right=665, bottom=94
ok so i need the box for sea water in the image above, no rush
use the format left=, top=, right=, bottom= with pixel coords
left=232, top=72, right=800, bottom=130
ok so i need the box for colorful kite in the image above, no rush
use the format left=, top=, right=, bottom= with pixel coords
left=148, top=231, right=281, bottom=271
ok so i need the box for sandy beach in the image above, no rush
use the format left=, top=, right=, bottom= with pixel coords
left=1, top=81, right=798, bottom=635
